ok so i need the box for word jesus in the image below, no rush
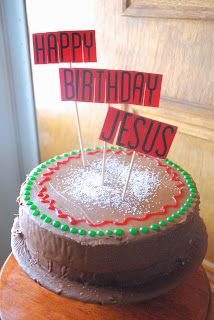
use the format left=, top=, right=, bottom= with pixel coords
left=33, top=30, right=96, bottom=64
left=99, top=107, right=177, bottom=159
left=59, top=68, right=162, bottom=107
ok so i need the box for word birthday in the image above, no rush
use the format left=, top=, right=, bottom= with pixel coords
left=99, top=106, right=177, bottom=159
left=59, top=68, right=163, bottom=107
left=33, top=30, right=97, bottom=64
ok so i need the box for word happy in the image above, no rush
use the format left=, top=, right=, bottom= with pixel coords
left=33, top=30, right=97, bottom=64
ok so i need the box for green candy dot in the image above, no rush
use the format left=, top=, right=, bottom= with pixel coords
left=172, top=163, right=178, bottom=168
left=85, top=147, right=92, bottom=152
left=76, top=149, right=81, bottom=153
left=24, top=195, right=30, bottom=201
left=78, top=229, right=86, bottom=236
left=114, top=228, right=124, bottom=236
left=159, top=220, right=167, bottom=227
left=190, top=187, right=196, bottom=193
left=70, top=227, right=78, bottom=234
left=177, top=167, right=183, bottom=172
left=33, top=171, right=38, bottom=176
left=129, top=227, right=138, bottom=235
left=183, top=203, right=191, bottom=209
left=32, top=210, right=40, bottom=216
left=94, top=146, right=100, bottom=150
left=26, top=200, right=33, bottom=205
left=190, top=193, right=196, bottom=198
left=45, top=216, right=52, bottom=223
left=105, top=229, right=113, bottom=236
left=40, top=214, right=47, bottom=220
left=109, top=145, right=116, bottom=150
left=177, top=209, right=184, bottom=215
left=97, top=230, right=104, bottom=236
left=88, top=230, right=96, bottom=237
left=27, top=181, right=33, bottom=185
left=182, top=171, right=188, bottom=176
left=46, top=160, right=51, bottom=165
left=187, top=198, right=193, bottom=203
left=117, top=146, right=124, bottom=150
left=25, top=185, right=31, bottom=191
left=29, top=176, right=36, bottom=181
left=150, top=224, right=160, bottom=231
left=70, top=151, right=77, bottom=155
left=30, top=204, right=37, bottom=210
left=63, top=153, right=69, bottom=157
left=167, top=160, right=173, bottom=165
left=55, top=155, right=61, bottom=160
left=139, top=226, right=149, bottom=233
left=167, top=217, right=174, bottom=223
left=36, top=168, right=42, bottom=172
left=61, top=224, right=69, bottom=232
left=50, top=158, right=55, bottom=162
left=40, top=164, right=46, bottom=168
left=171, top=213, right=179, bottom=219
left=24, top=191, right=30, bottom=195
left=53, top=220, right=61, bottom=228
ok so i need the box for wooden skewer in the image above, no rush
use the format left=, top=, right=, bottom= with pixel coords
left=121, top=151, right=136, bottom=201
left=101, top=141, right=107, bottom=185
left=74, top=101, right=85, bottom=167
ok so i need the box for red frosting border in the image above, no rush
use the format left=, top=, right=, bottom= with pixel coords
left=36, top=149, right=185, bottom=227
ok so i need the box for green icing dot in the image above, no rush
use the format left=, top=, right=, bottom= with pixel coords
left=94, top=146, right=100, bottom=150
left=167, top=217, right=174, bottom=223
left=26, top=200, right=33, bottom=205
left=190, top=187, right=196, bottom=193
left=172, top=163, right=178, bottom=168
left=78, top=229, right=86, bottom=236
left=114, top=228, right=124, bottom=236
left=25, top=185, right=31, bottom=191
left=85, top=147, right=92, bottom=152
left=159, top=220, right=167, bottom=227
left=63, top=153, right=69, bottom=157
left=190, top=193, right=196, bottom=198
left=40, top=214, right=47, bottom=220
left=117, top=146, right=124, bottom=150
left=70, top=227, right=78, bottom=234
left=150, top=224, right=160, bottom=231
left=29, top=176, right=36, bottom=181
left=27, top=181, right=33, bottom=185
left=88, top=230, right=96, bottom=237
left=24, top=195, right=30, bottom=201
left=171, top=213, right=179, bottom=219
left=76, top=149, right=81, bottom=153
left=45, top=216, right=52, bottom=223
left=177, top=167, right=183, bottom=172
left=33, top=171, right=38, bottom=176
left=187, top=198, right=193, bottom=203
left=40, top=164, right=46, bottom=168
left=36, top=168, right=42, bottom=172
left=97, top=230, right=104, bottom=236
left=46, top=160, right=51, bottom=165
left=139, top=226, right=149, bottom=233
left=70, top=151, right=77, bottom=155
left=53, top=220, right=61, bottom=228
left=61, top=224, right=69, bottom=231
left=166, top=160, right=173, bottom=165
left=30, top=204, right=37, bottom=210
left=105, top=229, right=113, bottom=236
left=32, top=210, right=40, bottom=216
left=129, top=227, right=138, bottom=235
left=55, top=155, right=61, bottom=160
left=183, top=203, right=191, bottom=209
left=24, top=191, right=30, bottom=195
left=177, top=209, right=185, bottom=215
left=109, top=145, right=116, bottom=150
left=50, top=158, right=55, bottom=162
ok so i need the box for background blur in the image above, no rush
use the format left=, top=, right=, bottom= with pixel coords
left=0, top=0, right=213, bottom=292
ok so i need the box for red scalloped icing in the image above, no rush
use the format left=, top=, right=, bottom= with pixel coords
left=36, top=149, right=185, bottom=227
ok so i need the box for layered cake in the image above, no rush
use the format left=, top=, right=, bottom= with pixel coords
left=11, top=147, right=207, bottom=304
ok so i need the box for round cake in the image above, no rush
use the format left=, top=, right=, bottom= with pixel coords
left=11, top=146, right=207, bottom=304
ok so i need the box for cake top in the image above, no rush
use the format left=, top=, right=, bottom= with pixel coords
left=19, top=147, right=198, bottom=241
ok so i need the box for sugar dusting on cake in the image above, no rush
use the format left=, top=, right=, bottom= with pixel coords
left=47, top=155, right=162, bottom=219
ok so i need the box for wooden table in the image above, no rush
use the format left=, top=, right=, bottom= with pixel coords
left=0, top=254, right=212, bottom=320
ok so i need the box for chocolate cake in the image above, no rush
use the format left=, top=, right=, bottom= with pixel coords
left=11, top=147, right=207, bottom=304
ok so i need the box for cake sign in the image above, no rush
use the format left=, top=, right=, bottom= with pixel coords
left=59, top=68, right=162, bottom=107
left=33, top=30, right=97, bottom=64
left=99, top=106, right=177, bottom=159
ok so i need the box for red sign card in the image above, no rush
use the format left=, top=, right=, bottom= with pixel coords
left=59, top=68, right=163, bottom=107
left=99, top=106, right=177, bottom=159
left=33, top=30, right=97, bottom=64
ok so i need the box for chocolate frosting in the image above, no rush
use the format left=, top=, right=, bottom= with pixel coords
left=12, top=149, right=208, bottom=303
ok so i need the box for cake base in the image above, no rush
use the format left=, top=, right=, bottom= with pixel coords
left=11, top=218, right=206, bottom=305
